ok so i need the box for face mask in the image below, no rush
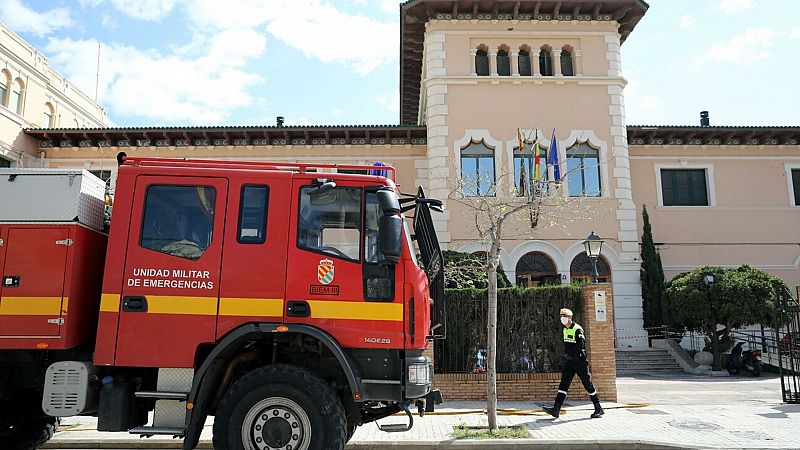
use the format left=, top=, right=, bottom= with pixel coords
left=560, top=317, right=570, bottom=326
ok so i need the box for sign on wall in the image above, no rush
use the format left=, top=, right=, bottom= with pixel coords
left=594, top=291, right=607, bottom=322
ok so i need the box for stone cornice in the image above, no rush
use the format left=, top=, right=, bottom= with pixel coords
left=627, top=125, right=800, bottom=146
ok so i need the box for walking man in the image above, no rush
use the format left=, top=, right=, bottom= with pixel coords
left=543, top=308, right=604, bottom=418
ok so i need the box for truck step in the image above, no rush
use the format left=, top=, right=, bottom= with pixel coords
left=129, top=426, right=186, bottom=437
left=134, top=391, right=188, bottom=400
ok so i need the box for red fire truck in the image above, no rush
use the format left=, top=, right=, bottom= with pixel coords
left=0, top=157, right=444, bottom=450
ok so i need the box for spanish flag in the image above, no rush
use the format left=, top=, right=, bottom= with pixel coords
left=517, top=128, right=524, bottom=153
left=534, top=138, right=541, bottom=181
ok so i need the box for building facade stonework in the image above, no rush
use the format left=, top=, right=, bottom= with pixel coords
left=0, top=23, right=106, bottom=168
left=12, top=0, right=800, bottom=352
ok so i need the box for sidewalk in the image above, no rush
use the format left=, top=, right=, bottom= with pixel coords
left=45, top=375, right=800, bottom=449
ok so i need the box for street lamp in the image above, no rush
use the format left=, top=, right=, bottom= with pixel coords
left=703, top=274, right=722, bottom=371
left=583, top=232, right=604, bottom=283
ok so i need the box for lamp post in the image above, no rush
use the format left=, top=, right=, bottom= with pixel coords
left=583, top=232, right=604, bottom=283
left=703, top=274, right=722, bottom=371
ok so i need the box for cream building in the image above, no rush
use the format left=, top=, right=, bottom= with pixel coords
left=0, top=22, right=106, bottom=168
left=13, top=0, right=800, bottom=348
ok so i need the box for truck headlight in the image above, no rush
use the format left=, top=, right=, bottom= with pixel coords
left=408, top=363, right=432, bottom=385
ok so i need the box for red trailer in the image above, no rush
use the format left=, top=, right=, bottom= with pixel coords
left=0, top=159, right=444, bottom=450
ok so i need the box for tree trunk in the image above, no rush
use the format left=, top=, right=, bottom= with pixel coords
left=486, top=256, right=499, bottom=429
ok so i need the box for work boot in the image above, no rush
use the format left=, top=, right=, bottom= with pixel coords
left=542, top=404, right=561, bottom=418
left=590, top=405, right=604, bottom=418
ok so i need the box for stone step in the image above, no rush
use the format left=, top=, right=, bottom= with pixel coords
left=616, top=358, right=677, bottom=364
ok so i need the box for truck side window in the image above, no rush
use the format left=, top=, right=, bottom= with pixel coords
left=297, top=186, right=361, bottom=261
left=364, top=192, right=383, bottom=263
left=140, top=185, right=216, bottom=260
left=237, top=185, right=269, bottom=244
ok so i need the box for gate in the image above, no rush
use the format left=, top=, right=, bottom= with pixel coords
left=775, top=285, right=800, bottom=403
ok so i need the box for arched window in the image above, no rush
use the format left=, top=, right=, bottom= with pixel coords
left=566, top=142, right=601, bottom=197
left=518, top=48, right=532, bottom=76
left=515, top=252, right=559, bottom=287
left=10, top=78, right=23, bottom=115
left=43, top=102, right=54, bottom=128
left=561, top=48, right=574, bottom=76
left=0, top=70, right=9, bottom=108
left=539, top=46, right=553, bottom=76
left=460, top=140, right=495, bottom=196
left=570, top=254, right=611, bottom=284
left=497, top=47, right=510, bottom=76
left=475, top=47, right=489, bottom=76
left=513, top=139, right=548, bottom=196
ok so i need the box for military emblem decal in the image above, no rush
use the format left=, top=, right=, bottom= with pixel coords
left=317, top=258, right=335, bottom=285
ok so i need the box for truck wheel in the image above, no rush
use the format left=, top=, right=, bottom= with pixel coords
left=213, top=364, right=347, bottom=450
left=0, top=417, right=61, bottom=450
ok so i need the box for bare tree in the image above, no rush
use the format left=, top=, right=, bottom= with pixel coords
left=447, top=132, right=607, bottom=429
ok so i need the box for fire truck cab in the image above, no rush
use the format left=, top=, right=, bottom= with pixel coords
left=0, top=158, right=444, bottom=450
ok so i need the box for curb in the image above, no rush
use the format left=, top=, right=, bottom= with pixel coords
left=43, top=439, right=693, bottom=449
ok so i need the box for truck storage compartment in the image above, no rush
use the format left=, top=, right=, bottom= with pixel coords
left=0, top=169, right=106, bottom=231
left=0, top=224, right=107, bottom=350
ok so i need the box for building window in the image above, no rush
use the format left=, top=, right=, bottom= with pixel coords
left=497, top=48, right=510, bottom=76
left=0, top=158, right=11, bottom=168
left=90, top=170, right=112, bottom=182
left=561, top=49, right=574, bottom=76
left=660, top=169, right=709, bottom=206
left=793, top=169, right=800, bottom=206
left=518, top=48, right=532, bottom=76
left=539, top=47, right=553, bottom=76
left=515, top=252, right=559, bottom=287
left=0, top=72, right=8, bottom=108
left=43, top=102, right=54, bottom=128
left=140, top=185, right=216, bottom=261
left=570, top=254, right=610, bottom=284
left=566, top=143, right=601, bottom=197
left=475, top=47, right=489, bottom=76
left=238, top=185, right=269, bottom=244
left=297, top=186, right=362, bottom=261
left=460, top=140, right=495, bottom=196
left=9, top=79, right=23, bottom=115
left=513, top=141, right=548, bottom=196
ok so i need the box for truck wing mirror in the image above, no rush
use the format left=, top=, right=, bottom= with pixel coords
left=376, top=189, right=400, bottom=215
left=378, top=215, right=402, bottom=263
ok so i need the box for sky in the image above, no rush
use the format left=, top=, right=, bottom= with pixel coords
left=1, top=0, right=798, bottom=128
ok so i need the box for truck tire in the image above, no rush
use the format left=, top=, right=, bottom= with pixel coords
left=1, top=417, right=61, bottom=450
left=213, top=364, right=347, bottom=450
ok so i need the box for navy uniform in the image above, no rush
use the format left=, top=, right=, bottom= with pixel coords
left=543, top=308, right=604, bottom=418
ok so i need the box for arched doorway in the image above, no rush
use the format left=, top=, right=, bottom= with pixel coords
left=569, top=253, right=611, bottom=284
left=515, top=252, right=559, bottom=287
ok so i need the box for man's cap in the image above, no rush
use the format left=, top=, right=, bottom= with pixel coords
left=559, top=308, right=573, bottom=317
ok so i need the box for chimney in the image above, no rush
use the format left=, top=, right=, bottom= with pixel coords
left=700, top=111, right=710, bottom=127
left=276, top=116, right=285, bottom=127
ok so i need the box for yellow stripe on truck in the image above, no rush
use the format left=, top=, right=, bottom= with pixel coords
left=145, top=296, right=218, bottom=315
left=100, top=294, right=120, bottom=312
left=307, top=300, right=403, bottom=322
left=219, top=298, right=283, bottom=317
left=0, top=297, right=65, bottom=316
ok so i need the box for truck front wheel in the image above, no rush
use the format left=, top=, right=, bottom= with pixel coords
left=213, top=364, right=347, bottom=450
left=0, top=417, right=61, bottom=450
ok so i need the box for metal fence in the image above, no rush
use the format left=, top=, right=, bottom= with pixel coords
left=434, top=286, right=580, bottom=374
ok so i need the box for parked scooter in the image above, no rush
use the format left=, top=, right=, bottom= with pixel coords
left=727, top=342, right=762, bottom=376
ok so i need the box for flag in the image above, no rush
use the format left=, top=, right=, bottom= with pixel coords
left=517, top=128, right=524, bottom=153
left=547, top=129, right=561, bottom=182
left=534, top=138, right=541, bottom=182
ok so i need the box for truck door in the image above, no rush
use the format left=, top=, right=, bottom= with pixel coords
left=286, top=178, right=405, bottom=349
left=115, top=176, right=227, bottom=368
left=0, top=227, right=69, bottom=338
